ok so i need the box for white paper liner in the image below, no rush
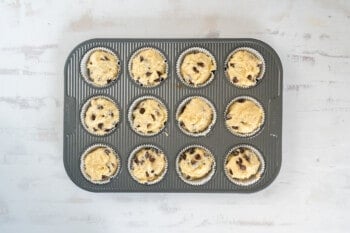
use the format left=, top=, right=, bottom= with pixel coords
left=80, top=47, right=121, bottom=88
left=80, top=143, right=121, bottom=184
left=127, top=144, right=168, bottom=185
left=80, top=95, right=120, bottom=136
left=127, top=95, right=168, bottom=137
left=224, top=96, right=265, bottom=138
left=224, top=144, right=265, bottom=186
left=175, top=145, right=216, bottom=186
left=224, top=47, right=266, bottom=89
left=128, top=47, right=169, bottom=88
left=176, top=47, right=217, bottom=88
left=175, top=96, right=217, bottom=137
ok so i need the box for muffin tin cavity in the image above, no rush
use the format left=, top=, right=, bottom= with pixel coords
left=64, top=39, right=282, bottom=193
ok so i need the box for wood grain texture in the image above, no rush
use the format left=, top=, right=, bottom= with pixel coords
left=0, top=0, right=349, bottom=232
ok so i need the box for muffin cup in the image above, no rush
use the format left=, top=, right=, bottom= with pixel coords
left=175, top=96, right=217, bottom=137
left=128, top=95, right=168, bottom=137
left=128, top=47, right=169, bottom=88
left=80, top=143, right=121, bottom=184
left=80, top=47, right=121, bottom=88
left=80, top=95, right=120, bottom=136
left=128, top=144, right=168, bottom=185
left=175, top=145, right=216, bottom=186
left=224, top=96, right=265, bottom=138
left=176, top=47, right=217, bottom=88
left=224, top=144, right=265, bottom=186
left=224, top=47, right=266, bottom=89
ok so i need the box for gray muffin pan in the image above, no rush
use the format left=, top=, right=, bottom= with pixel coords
left=64, top=38, right=283, bottom=193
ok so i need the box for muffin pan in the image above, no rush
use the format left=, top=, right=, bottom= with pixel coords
left=64, top=38, right=282, bottom=193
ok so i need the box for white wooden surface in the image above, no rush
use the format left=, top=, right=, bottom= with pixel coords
left=0, top=0, right=349, bottom=232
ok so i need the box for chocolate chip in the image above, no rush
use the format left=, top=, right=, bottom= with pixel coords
left=93, top=127, right=97, bottom=132
left=154, top=78, right=160, bottom=82
left=111, top=113, right=114, bottom=117
left=145, top=152, right=150, bottom=159
left=156, top=71, right=162, bottom=76
left=146, top=72, right=152, bottom=77
left=195, top=154, right=201, bottom=160
left=239, top=147, right=245, bottom=153
left=134, top=157, right=139, bottom=164
left=237, top=99, right=245, bottom=103
left=149, top=156, right=155, bottom=162
left=101, top=175, right=108, bottom=180
left=247, top=75, right=252, bottom=80
left=226, top=115, right=232, bottom=120
left=243, top=154, right=250, bottom=162
left=239, top=164, right=246, bottom=170
left=229, top=169, right=233, bottom=175
left=230, top=63, right=235, bottom=68
left=104, top=128, right=110, bottom=132
left=139, top=108, right=145, bottom=114
left=238, top=158, right=243, bottom=163
left=186, top=175, right=191, bottom=179
left=147, top=131, right=153, bottom=134
left=232, top=126, right=239, bottom=130
left=189, top=148, right=195, bottom=154
left=107, top=79, right=112, bottom=84
left=180, top=122, right=185, bottom=127
left=104, top=149, right=110, bottom=155
left=151, top=114, right=156, bottom=121
left=191, top=160, right=196, bottom=165
left=232, top=150, right=239, bottom=156
left=145, top=171, right=149, bottom=177
left=197, top=62, right=205, bottom=67
left=98, top=123, right=104, bottom=129
left=192, top=66, right=199, bottom=73
left=147, top=123, right=151, bottom=128
left=97, top=105, right=103, bottom=110
left=232, top=77, right=238, bottom=83
left=181, top=154, right=187, bottom=160
left=257, top=64, right=262, bottom=68
left=140, top=56, right=144, bottom=62
left=160, top=78, right=164, bottom=81
left=91, top=114, right=96, bottom=120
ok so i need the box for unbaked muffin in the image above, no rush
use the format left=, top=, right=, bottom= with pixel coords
left=225, top=98, right=264, bottom=136
left=176, top=97, right=215, bottom=135
left=225, top=146, right=263, bottom=184
left=129, top=146, right=167, bottom=184
left=225, top=49, right=264, bottom=88
left=178, top=48, right=216, bottom=87
left=129, top=48, right=167, bottom=87
left=82, top=96, right=120, bottom=136
left=81, top=146, right=119, bottom=183
left=85, top=49, right=120, bottom=87
left=130, top=97, right=168, bottom=135
left=177, top=146, right=215, bottom=183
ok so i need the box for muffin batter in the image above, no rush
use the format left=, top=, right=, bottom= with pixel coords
left=83, top=147, right=119, bottom=182
left=83, top=97, right=120, bottom=135
left=225, top=147, right=261, bottom=180
left=177, top=97, right=214, bottom=134
left=130, top=148, right=167, bottom=184
left=178, top=147, right=214, bottom=181
left=225, top=98, right=264, bottom=135
left=130, top=48, right=167, bottom=87
left=226, top=50, right=263, bottom=88
left=180, top=51, right=216, bottom=86
left=86, top=50, right=119, bottom=86
left=131, top=98, right=167, bottom=135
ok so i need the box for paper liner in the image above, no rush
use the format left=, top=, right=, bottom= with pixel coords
left=176, top=47, right=217, bottom=88
left=224, top=144, right=265, bottom=186
left=224, top=47, right=266, bottom=89
left=224, top=96, right=265, bottom=138
left=175, top=145, right=216, bottom=186
left=127, top=95, right=168, bottom=137
left=80, top=95, right=120, bottom=136
left=80, top=143, right=121, bottom=184
left=175, top=96, right=217, bottom=137
left=127, top=144, right=168, bottom=185
left=128, top=47, right=169, bottom=88
left=80, top=47, right=121, bottom=88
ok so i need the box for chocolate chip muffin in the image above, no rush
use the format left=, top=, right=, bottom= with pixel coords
left=176, top=97, right=215, bottom=135
left=130, top=48, right=167, bottom=87
left=129, top=146, right=167, bottom=184
left=178, top=49, right=216, bottom=87
left=81, top=146, right=119, bottom=183
left=130, top=97, right=168, bottom=135
left=82, top=97, right=120, bottom=135
left=85, top=49, right=120, bottom=87
left=225, top=146, right=263, bottom=184
left=177, top=146, right=215, bottom=184
left=225, top=49, right=264, bottom=88
left=225, top=98, right=264, bottom=136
